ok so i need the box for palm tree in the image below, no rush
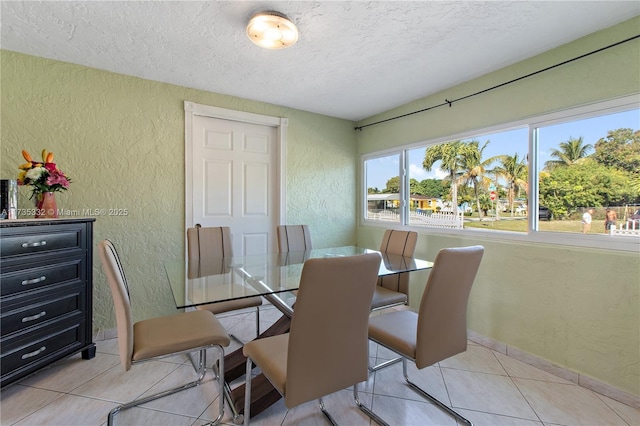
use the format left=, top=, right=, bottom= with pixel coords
left=544, top=136, right=593, bottom=170
left=423, top=141, right=468, bottom=215
left=493, top=153, right=528, bottom=217
left=459, top=140, right=500, bottom=221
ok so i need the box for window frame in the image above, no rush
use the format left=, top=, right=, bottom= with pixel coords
left=361, top=94, right=640, bottom=252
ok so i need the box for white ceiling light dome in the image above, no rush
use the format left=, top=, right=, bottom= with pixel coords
left=247, top=11, right=298, bottom=50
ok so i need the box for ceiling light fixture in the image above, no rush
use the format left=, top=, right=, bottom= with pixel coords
left=246, top=11, right=298, bottom=49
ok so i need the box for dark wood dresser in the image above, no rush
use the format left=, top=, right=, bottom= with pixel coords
left=0, top=218, right=96, bottom=387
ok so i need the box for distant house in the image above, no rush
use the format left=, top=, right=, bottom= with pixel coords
left=409, top=195, right=442, bottom=212
left=368, top=193, right=444, bottom=212
left=367, top=193, right=399, bottom=211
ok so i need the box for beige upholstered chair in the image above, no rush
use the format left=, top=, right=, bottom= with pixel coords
left=276, top=224, right=312, bottom=252
left=371, top=229, right=418, bottom=310
left=98, top=240, right=230, bottom=426
left=368, top=245, right=485, bottom=426
left=276, top=225, right=312, bottom=299
left=187, top=225, right=262, bottom=337
left=242, top=253, right=387, bottom=426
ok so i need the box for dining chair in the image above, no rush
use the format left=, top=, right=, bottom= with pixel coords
left=371, top=229, right=418, bottom=310
left=98, top=240, right=231, bottom=426
left=276, top=225, right=312, bottom=300
left=368, top=245, right=485, bottom=426
left=242, top=253, right=388, bottom=426
left=276, top=224, right=312, bottom=252
left=187, top=225, right=263, bottom=338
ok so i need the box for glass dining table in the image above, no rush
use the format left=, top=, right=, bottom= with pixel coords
left=164, top=246, right=433, bottom=423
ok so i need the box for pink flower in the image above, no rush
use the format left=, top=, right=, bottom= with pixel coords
left=44, top=162, right=57, bottom=172
left=46, top=170, right=70, bottom=188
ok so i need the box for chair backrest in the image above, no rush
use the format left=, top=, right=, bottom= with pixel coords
left=187, top=225, right=233, bottom=260
left=415, top=245, right=484, bottom=369
left=378, top=229, right=418, bottom=294
left=276, top=225, right=312, bottom=252
left=97, top=240, right=134, bottom=371
left=379, top=229, right=418, bottom=256
left=285, top=253, right=381, bottom=408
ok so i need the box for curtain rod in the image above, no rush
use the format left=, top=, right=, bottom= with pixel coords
left=354, top=34, right=640, bottom=131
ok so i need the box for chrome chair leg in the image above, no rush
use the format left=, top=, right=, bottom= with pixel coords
left=353, top=384, right=389, bottom=426
left=225, top=380, right=244, bottom=424
left=206, top=346, right=226, bottom=426
left=401, top=359, right=473, bottom=426
left=186, top=349, right=204, bottom=374
left=318, top=398, right=339, bottom=426
left=109, top=346, right=225, bottom=426
left=108, top=379, right=202, bottom=425
left=243, top=356, right=253, bottom=426
left=210, top=354, right=243, bottom=424
left=368, top=356, right=403, bottom=372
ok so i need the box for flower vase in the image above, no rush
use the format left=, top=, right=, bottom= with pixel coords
left=36, top=192, right=58, bottom=218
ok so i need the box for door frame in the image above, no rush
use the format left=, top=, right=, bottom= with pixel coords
left=184, top=100, right=287, bottom=236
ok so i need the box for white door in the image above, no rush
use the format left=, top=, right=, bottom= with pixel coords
left=185, top=102, right=286, bottom=256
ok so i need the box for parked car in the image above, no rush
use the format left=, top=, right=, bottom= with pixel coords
left=538, top=206, right=552, bottom=221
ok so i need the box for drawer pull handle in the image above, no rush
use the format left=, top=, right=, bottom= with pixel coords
left=21, top=241, right=47, bottom=248
left=22, top=311, right=47, bottom=322
left=21, top=346, right=46, bottom=360
left=21, top=276, right=46, bottom=286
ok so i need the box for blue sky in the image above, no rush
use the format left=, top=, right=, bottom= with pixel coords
left=367, top=108, right=639, bottom=191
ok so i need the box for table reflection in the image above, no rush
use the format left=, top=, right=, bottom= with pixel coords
left=166, top=246, right=432, bottom=310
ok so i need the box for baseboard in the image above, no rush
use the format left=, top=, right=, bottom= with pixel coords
left=467, top=329, right=639, bottom=409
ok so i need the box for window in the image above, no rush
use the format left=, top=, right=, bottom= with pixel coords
left=406, top=129, right=529, bottom=231
left=362, top=96, right=639, bottom=247
left=535, top=108, right=640, bottom=235
left=365, top=153, right=401, bottom=223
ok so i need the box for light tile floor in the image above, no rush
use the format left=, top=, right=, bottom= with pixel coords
left=1, top=306, right=638, bottom=426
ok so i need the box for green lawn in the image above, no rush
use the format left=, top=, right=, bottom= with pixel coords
left=464, top=217, right=609, bottom=234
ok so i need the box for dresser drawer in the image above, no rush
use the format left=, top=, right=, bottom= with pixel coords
left=1, top=258, right=84, bottom=297
left=0, top=224, right=85, bottom=260
left=0, top=218, right=94, bottom=388
left=1, top=286, right=85, bottom=337
left=1, top=322, right=85, bottom=378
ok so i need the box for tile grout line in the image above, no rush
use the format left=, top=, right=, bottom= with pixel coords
left=591, top=391, right=636, bottom=426
left=491, top=349, right=546, bottom=425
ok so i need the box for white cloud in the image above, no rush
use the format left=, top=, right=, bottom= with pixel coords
left=409, top=163, right=428, bottom=181
left=434, top=168, right=448, bottom=179
left=409, top=162, right=448, bottom=181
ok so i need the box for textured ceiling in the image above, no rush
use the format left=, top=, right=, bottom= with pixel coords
left=1, top=1, right=638, bottom=121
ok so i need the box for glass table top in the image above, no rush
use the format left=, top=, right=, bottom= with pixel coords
left=165, top=246, right=433, bottom=309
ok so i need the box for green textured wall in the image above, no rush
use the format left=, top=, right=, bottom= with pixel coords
left=1, top=16, right=638, bottom=400
left=0, top=50, right=356, bottom=333
left=356, top=18, right=640, bottom=396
